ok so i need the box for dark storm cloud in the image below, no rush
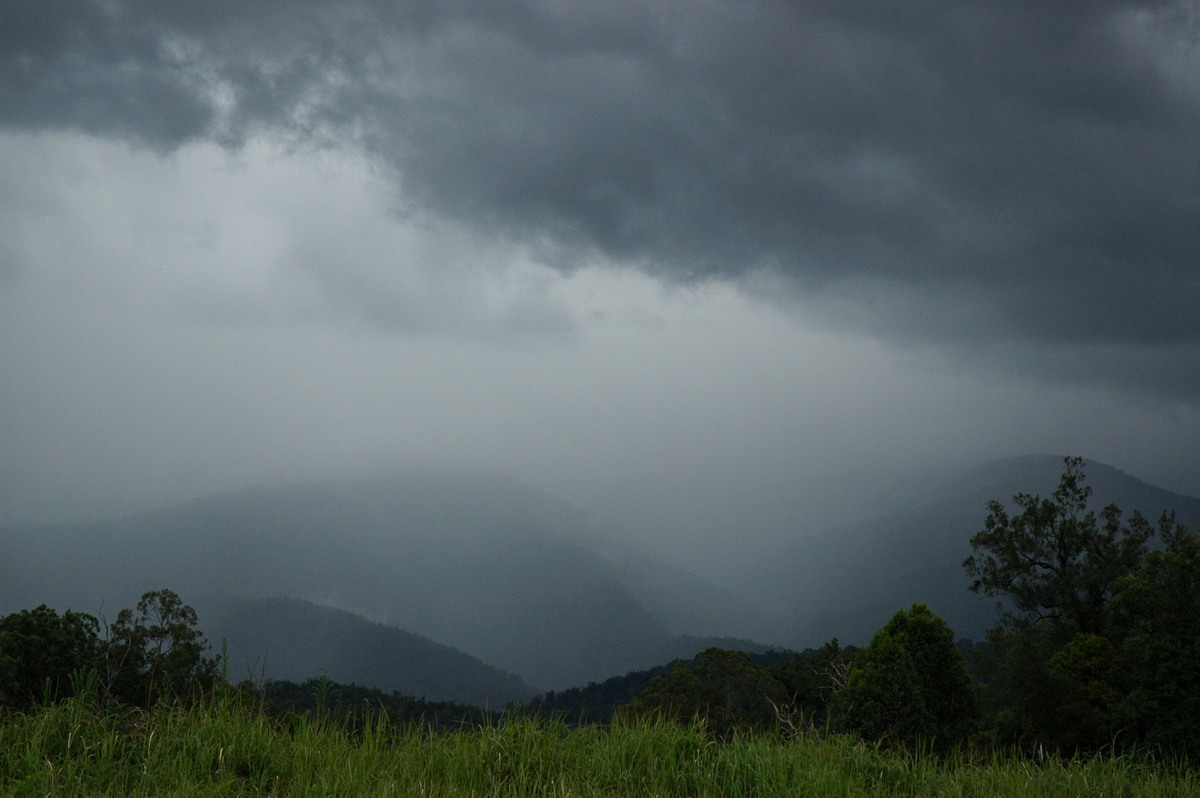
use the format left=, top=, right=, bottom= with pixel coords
left=4, top=1, right=1198, bottom=392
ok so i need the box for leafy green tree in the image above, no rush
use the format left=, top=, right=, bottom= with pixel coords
left=621, top=648, right=788, bottom=737
left=832, top=604, right=976, bottom=750
left=0, top=605, right=101, bottom=708
left=1112, top=523, right=1200, bottom=759
left=1049, top=633, right=1127, bottom=749
left=622, top=663, right=715, bottom=720
left=970, top=626, right=1129, bottom=754
left=963, top=457, right=1192, bottom=755
left=768, top=639, right=852, bottom=731
left=104, top=589, right=217, bottom=705
left=523, top=661, right=679, bottom=725
left=963, top=456, right=1152, bottom=636
left=973, top=620, right=1064, bottom=748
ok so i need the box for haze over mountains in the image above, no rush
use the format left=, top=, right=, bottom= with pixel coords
left=751, top=455, right=1200, bottom=647
left=3, top=455, right=1197, bottom=702
left=203, top=596, right=537, bottom=705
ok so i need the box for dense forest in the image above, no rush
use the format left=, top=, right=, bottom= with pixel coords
left=3, top=457, right=1199, bottom=769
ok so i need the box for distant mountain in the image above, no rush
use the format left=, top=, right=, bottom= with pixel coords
left=584, top=536, right=767, bottom=639
left=6, top=456, right=1189, bottom=696
left=199, top=596, right=534, bottom=706
left=756, top=454, right=1200, bottom=648
left=0, top=471, right=744, bottom=690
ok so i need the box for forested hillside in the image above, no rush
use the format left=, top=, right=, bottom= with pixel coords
left=1, top=473, right=687, bottom=689
left=201, top=597, right=535, bottom=706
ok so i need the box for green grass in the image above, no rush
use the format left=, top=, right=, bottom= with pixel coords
left=2, top=696, right=1196, bottom=796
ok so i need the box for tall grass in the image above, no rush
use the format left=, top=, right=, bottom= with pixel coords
left=2, top=695, right=1196, bottom=796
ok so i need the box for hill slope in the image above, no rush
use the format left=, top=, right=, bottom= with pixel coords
left=754, top=454, right=1200, bottom=648
left=0, top=472, right=714, bottom=689
left=199, top=596, right=535, bottom=706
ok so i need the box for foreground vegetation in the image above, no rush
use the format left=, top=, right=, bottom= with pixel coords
left=3, top=693, right=1197, bottom=797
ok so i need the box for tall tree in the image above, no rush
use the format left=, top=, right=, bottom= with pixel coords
left=105, top=589, right=217, bottom=705
left=963, top=457, right=1193, bottom=755
left=1112, top=522, right=1200, bottom=759
left=963, top=456, right=1151, bottom=636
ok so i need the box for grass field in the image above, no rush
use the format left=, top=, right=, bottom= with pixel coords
left=3, top=695, right=1196, bottom=796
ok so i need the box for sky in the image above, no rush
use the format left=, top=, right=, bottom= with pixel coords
left=3, top=0, right=1199, bottom=573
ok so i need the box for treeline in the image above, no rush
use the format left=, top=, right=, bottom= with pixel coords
left=519, top=645, right=845, bottom=730
left=3, top=457, right=1198, bottom=762
left=0, top=589, right=217, bottom=709
left=0, top=589, right=504, bottom=732
left=577, top=617, right=962, bottom=747
left=258, top=677, right=499, bottom=730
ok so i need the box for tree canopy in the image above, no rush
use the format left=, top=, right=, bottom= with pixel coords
left=963, top=457, right=1197, bottom=756
left=0, top=605, right=101, bottom=708
left=105, top=589, right=218, bottom=705
left=832, top=604, right=975, bottom=750
left=1, top=589, right=216, bottom=710
left=963, top=456, right=1152, bottom=635
left=620, top=648, right=789, bottom=737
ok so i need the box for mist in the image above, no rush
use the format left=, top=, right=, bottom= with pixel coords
left=3, top=119, right=1199, bottom=610
left=3, top=0, right=1200, bottom=689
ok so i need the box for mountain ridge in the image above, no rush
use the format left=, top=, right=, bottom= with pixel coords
left=753, top=454, right=1200, bottom=648
left=198, top=595, right=536, bottom=706
left=4, top=456, right=1196, bottom=698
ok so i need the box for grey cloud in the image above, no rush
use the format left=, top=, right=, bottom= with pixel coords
left=284, top=248, right=578, bottom=340
left=3, top=0, right=1198, bottom=396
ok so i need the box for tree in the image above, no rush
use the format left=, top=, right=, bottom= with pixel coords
left=620, top=648, right=788, bottom=737
left=768, top=639, right=852, bottom=732
left=962, top=457, right=1192, bottom=755
left=0, top=605, right=101, bottom=708
left=104, top=589, right=217, bottom=705
left=1112, top=522, right=1200, bottom=759
left=963, top=456, right=1151, bottom=636
left=832, top=604, right=976, bottom=750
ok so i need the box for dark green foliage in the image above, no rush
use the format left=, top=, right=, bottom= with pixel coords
left=833, top=604, right=976, bottom=750
left=2, top=590, right=216, bottom=711
left=524, top=648, right=802, bottom=727
left=524, top=663, right=678, bottom=725
left=973, top=621, right=1060, bottom=748
left=0, top=605, right=101, bottom=708
left=621, top=648, right=789, bottom=737
left=103, top=589, right=218, bottom=706
left=258, top=677, right=500, bottom=731
left=767, top=639, right=852, bottom=731
left=965, top=457, right=1198, bottom=759
left=964, top=457, right=1152, bottom=635
left=981, top=626, right=1129, bottom=753
left=1112, top=523, right=1200, bottom=759
left=976, top=622, right=1128, bottom=753
left=620, top=663, right=717, bottom=721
